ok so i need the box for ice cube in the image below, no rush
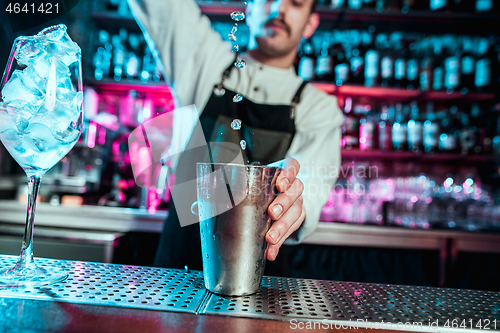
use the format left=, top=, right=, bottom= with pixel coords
left=29, top=122, right=61, bottom=153
left=51, top=113, right=81, bottom=143
left=1, top=71, right=44, bottom=105
left=14, top=38, right=47, bottom=66
left=22, top=65, right=46, bottom=96
left=37, top=24, right=81, bottom=66
left=0, top=106, right=16, bottom=134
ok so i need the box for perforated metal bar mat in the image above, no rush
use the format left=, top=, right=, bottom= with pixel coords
left=1, top=255, right=499, bottom=331
left=0, top=255, right=206, bottom=313
left=200, top=276, right=500, bottom=330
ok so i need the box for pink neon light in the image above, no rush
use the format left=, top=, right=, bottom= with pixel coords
left=87, top=122, right=97, bottom=149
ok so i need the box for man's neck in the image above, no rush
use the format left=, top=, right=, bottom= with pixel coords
left=248, top=49, right=296, bottom=69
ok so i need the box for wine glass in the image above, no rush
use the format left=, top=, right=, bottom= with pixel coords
left=0, top=24, right=83, bottom=287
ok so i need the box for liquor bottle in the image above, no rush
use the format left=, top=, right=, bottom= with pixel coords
left=126, top=33, right=141, bottom=81
left=419, top=39, right=433, bottom=92
left=406, top=42, right=420, bottom=90
left=444, top=40, right=461, bottom=93
left=450, top=0, right=474, bottom=12
left=333, top=41, right=349, bottom=86
left=332, top=0, right=346, bottom=8
left=432, top=40, right=445, bottom=91
left=475, top=0, right=493, bottom=12
left=298, top=40, right=315, bottom=81
left=348, top=0, right=363, bottom=9
left=111, top=34, right=126, bottom=81
left=474, top=37, right=493, bottom=93
left=402, top=0, right=429, bottom=11
left=378, top=104, right=393, bottom=150
left=459, top=111, right=477, bottom=155
left=343, top=98, right=360, bottom=150
left=430, top=0, right=448, bottom=11
left=363, top=0, right=377, bottom=8
left=407, top=101, right=423, bottom=152
left=315, top=36, right=334, bottom=82
left=364, top=30, right=380, bottom=87
left=439, top=106, right=460, bottom=153
left=423, top=102, right=440, bottom=153
left=379, top=34, right=394, bottom=87
left=359, top=106, right=375, bottom=150
left=392, top=103, right=407, bottom=151
left=393, top=38, right=407, bottom=89
left=349, top=34, right=365, bottom=85
left=460, top=36, right=475, bottom=92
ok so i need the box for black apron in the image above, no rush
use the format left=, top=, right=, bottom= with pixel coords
left=153, top=60, right=308, bottom=271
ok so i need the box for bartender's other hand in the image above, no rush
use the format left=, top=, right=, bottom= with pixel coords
left=265, top=158, right=304, bottom=261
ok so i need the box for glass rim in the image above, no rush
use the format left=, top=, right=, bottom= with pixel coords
left=197, top=162, right=281, bottom=169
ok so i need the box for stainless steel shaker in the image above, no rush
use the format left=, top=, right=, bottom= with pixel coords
left=196, top=162, right=281, bottom=296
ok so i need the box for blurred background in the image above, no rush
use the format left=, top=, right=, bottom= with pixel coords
left=0, top=0, right=499, bottom=291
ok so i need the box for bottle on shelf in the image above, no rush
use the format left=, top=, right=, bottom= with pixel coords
left=348, top=0, right=363, bottom=9
left=379, top=34, right=395, bottom=87
left=343, top=98, right=360, bottom=150
left=298, top=40, right=316, bottom=81
left=475, top=0, right=494, bottom=12
left=393, top=35, right=407, bottom=89
left=392, top=103, right=408, bottom=151
left=364, top=29, right=380, bottom=87
left=406, top=42, right=420, bottom=91
left=363, top=0, right=377, bottom=9
left=460, top=36, right=475, bottom=93
left=333, top=38, right=350, bottom=86
left=378, top=104, right=393, bottom=151
left=423, top=102, right=440, bottom=153
left=407, top=101, right=423, bottom=152
left=349, top=31, right=365, bottom=85
left=444, top=38, right=461, bottom=94
left=315, top=34, right=334, bottom=82
left=459, top=111, right=477, bottom=155
left=359, top=105, right=376, bottom=151
left=126, top=33, right=141, bottom=81
left=450, top=0, right=475, bottom=12
left=474, top=37, right=493, bottom=93
left=439, top=105, right=460, bottom=153
left=429, top=0, right=449, bottom=11
left=419, top=39, right=433, bottom=92
left=432, top=39, right=445, bottom=91
left=331, top=0, right=346, bottom=8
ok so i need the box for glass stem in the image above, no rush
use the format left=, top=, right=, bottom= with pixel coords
left=19, top=175, right=41, bottom=268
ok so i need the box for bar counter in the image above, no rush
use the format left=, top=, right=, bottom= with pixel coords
left=1, top=255, right=498, bottom=333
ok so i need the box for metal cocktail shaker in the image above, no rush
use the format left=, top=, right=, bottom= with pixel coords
left=196, top=163, right=281, bottom=296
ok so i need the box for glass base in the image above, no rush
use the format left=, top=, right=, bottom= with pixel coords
left=0, top=261, right=68, bottom=288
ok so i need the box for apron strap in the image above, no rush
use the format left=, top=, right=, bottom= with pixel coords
left=290, top=81, right=308, bottom=119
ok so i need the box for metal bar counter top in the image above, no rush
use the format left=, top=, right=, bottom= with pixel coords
left=1, top=200, right=499, bottom=253
left=0, top=255, right=498, bottom=333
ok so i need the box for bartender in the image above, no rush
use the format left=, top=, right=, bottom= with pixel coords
left=128, top=0, right=343, bottom=271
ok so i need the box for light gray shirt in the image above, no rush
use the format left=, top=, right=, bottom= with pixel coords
left=128, top=0, right=344, bottom=243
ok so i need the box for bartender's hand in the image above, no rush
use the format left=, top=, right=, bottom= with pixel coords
left=265, top=158, right=304, bottom=261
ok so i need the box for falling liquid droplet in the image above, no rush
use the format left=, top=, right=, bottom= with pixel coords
left=231, top=25, right=238, bottom=34
left=212, top=235, right=216, bottom=240
left=240, top=140, right=247, bottom=150
left=230, top=11, right=245, bottom=22
left=231, top=118, right=242, bottom=130
left=233, top=45, right=240, bottom=53
left=228, top=33, right=236, bottom=42
left=234, top=59, right=246, bottom=69
left=233, top=94, right=243, bottom=103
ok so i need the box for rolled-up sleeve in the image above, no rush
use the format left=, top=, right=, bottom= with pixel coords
left=127, top=0, right=234, bottom=108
